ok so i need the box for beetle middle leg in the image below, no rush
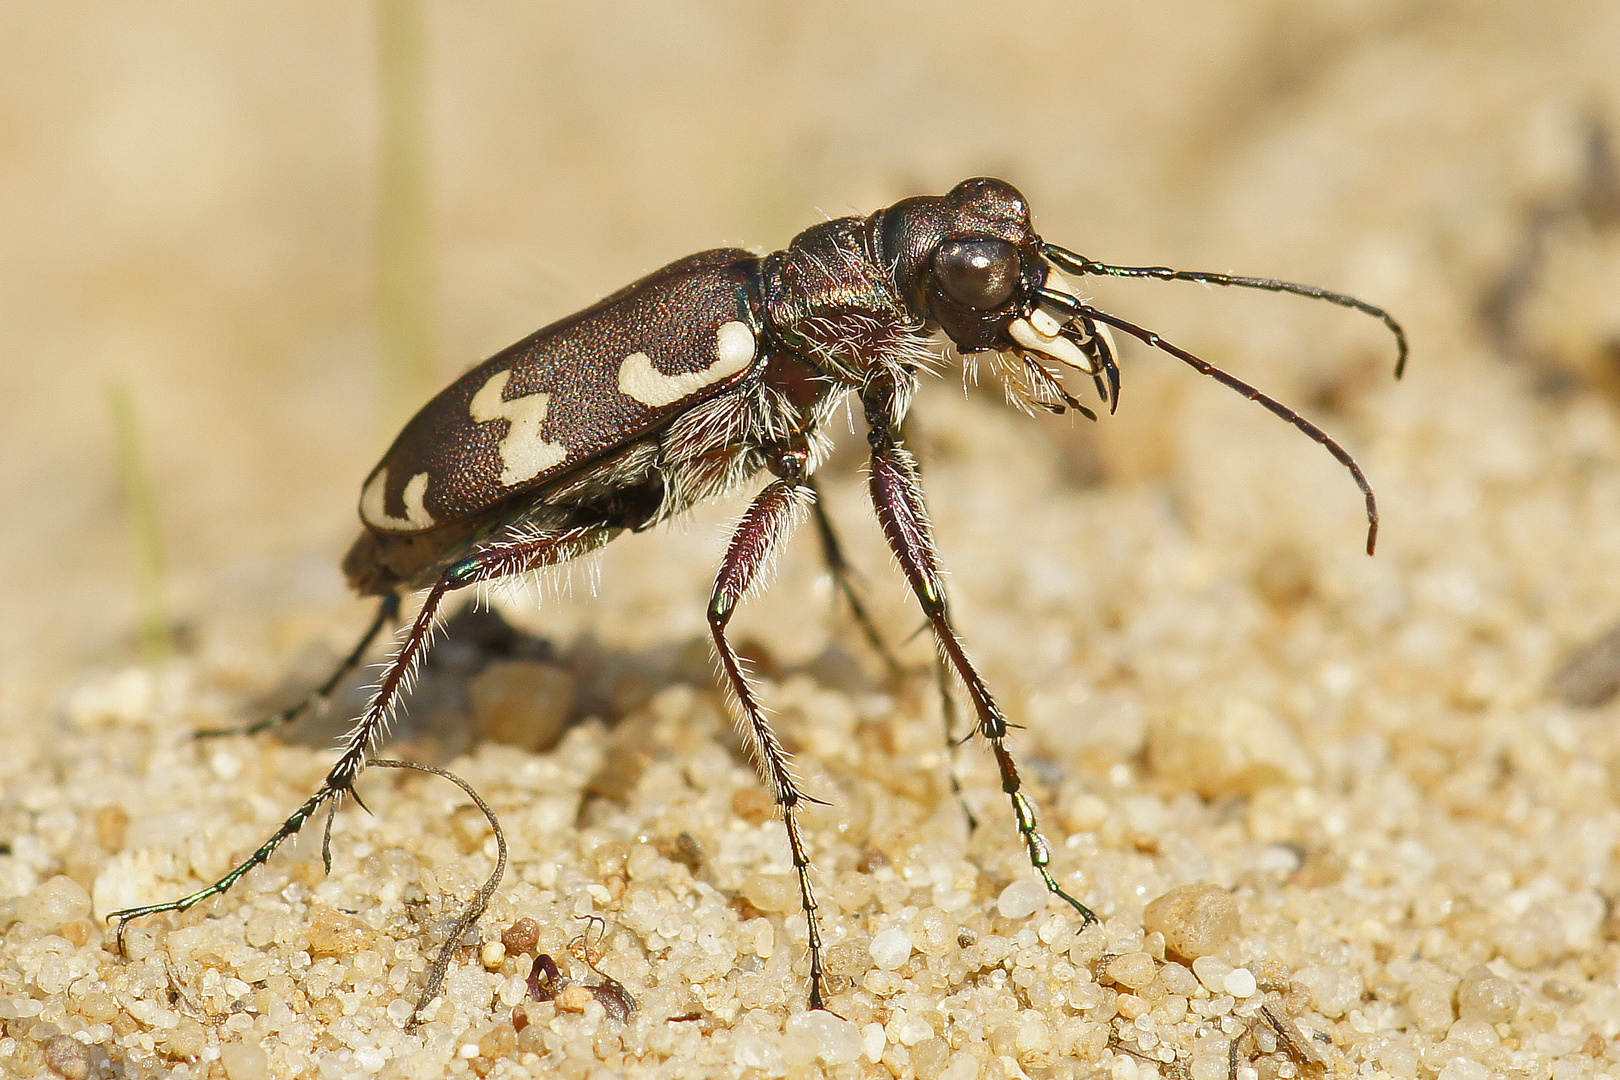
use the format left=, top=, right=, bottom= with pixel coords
left=112, top=523, right=613, bottom=943
left=707, top=455, right=833, bottom=1009
left=806, top=474, right=904, bottom=679
left=862, top=382, right=1097, bottom=929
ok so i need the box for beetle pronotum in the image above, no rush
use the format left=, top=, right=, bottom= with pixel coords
left=113, top=178, right=1405, bottom=1012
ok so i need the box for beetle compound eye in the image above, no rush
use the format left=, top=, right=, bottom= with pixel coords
left=933, top=238, right=1019, bottom=310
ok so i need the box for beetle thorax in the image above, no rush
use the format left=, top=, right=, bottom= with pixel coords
left=763, top=217, right=941, bottom=389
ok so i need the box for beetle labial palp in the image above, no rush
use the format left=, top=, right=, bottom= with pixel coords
left=112, top=178, right=1406, bottom=1014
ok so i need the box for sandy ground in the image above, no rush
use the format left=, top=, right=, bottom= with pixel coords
left=5, top=2, right=1620, bottom=1078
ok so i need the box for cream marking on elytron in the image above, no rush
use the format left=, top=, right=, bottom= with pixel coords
left=469, top=369, right=569, bottom=486
left=617, top=320, right=755, bottom=407
left=360, top=468, right=435, bottom=532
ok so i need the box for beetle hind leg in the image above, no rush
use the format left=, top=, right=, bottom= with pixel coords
left=194, top=593, right=403, bottom=741
left=111, top=524, right=613, bottom=944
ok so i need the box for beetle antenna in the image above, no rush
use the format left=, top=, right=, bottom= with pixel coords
left=1036, top=288, right=1381, bottom=556
left=1042, top=243, right=1408, bottom=379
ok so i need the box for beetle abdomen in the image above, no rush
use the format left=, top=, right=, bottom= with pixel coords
left=359, top=249, right=767, bottom=536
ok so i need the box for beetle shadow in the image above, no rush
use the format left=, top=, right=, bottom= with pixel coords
left=248, top=603, right=883, bottom=791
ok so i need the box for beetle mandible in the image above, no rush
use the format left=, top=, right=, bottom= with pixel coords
left=114, top=178, right=1406, bottom=1011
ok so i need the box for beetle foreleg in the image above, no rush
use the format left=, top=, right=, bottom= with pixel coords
left=707, top=475, right=833, bottom=1009
left=807, top=474, right=980, bottom=834
left=862, top=386, right=1098, bottom=930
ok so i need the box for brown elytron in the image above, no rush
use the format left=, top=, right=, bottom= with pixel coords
left=113, top=179, right=1407, bottom=1012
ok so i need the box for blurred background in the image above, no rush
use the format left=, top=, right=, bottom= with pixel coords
left=1, top=0, right=1616, bottom=697
left=7, top=5, right=1620, bottom=1074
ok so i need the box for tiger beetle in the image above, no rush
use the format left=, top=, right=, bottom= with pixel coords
left=112, top=178, right=1406, bottom=1012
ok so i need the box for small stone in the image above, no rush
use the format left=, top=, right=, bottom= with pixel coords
left=1293, top=964, right=1364, bottom=1018
left=0, top=996, right=44, bottom=1020
left=909, top=908, right=955, bottom=957
left=93, top=805, right=130, bottom=852
left=864, top=968, right=904, bottom=996
left=870, top=927, right=913, bottom=970
left=77, top=992, right=119, bottom=1025
left=42, top=1034, right=92, bottom=1080
left=1456, top=965, right=1519, bottom=1023
left=1014, top=1012, right=1052, bottom=1055
left=1407, top=981, right=1456, bottom=1033
left=911, top=1037, right=951, bottom=1080
left=58, top=921, right=93, bottom=948
left=1155, top=995, right=1189, bottom=1024
left=731, top=786, right=776, bottom=826
left=555, top=985, right=595, bottom=1013
left=162, top=1019, right=208, bottom=1060
left=1159, top=961, right=1199, bottom=997
left=897, top=1015, right=934, bottom=1045
left=18, top=876, right=92, bottom=932
left=997, top=878, right=1047, bottom=920
left=1148, top=698, right=1314, bottom=795
left=1191, top=956, right=1234, bottom=994
left=1223, top=968, right=1257, bottom=998
left=1372, top=1038, right=1418, bottom=1076
left=220, top=1041, right=270, bottom=1080
left=1552, top=621, right=1620, bottom=707
left=1143, top=884, right=1240, bottom=959
left=502, top=917, right=541, bottom=955
left=481, top=941, right=506, bottom=969
left=469, top=659, right=576, bottom=751
left=1063, top=793, right=1110, bottom=832
left=305, top=907, right=376, bottom=958
left=742, top=873, right=797, bottom=914
left=1190, top=1037, right=1230, bottom=1080
left=787, top=1010, right=862, bottom=1065
left=1443, top=1019, right=1500, bottom=1054
left=1105, top=952, right=1159, bottom=990
left=1437, top=1057, right=1492, bottom=1080
left=478, top=1024, right=518, bottom=1059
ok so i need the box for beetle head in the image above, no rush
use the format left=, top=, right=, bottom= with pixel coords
left=875, top=177, right=1107, bottom=387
